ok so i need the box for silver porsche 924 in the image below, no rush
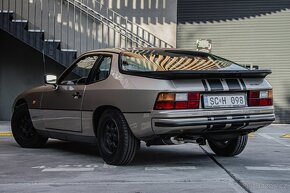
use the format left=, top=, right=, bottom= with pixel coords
left=12, top=48, right=275, bottom=165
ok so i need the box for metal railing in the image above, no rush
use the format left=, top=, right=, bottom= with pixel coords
left=83, top=0, right=173, bottom=48
left=0, top=0, right=173, bottom=57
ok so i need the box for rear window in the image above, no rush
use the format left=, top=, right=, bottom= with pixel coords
left=121, top=50, right=246, bottom=72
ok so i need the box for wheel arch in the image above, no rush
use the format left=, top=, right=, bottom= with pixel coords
left=13, top=98, right=27, bottom=110
left=92, top=105, right=123, bottom=137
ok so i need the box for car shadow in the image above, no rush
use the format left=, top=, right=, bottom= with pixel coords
left=44, top=139, right=99, bottom=157
left=132, top=145, right=211, bottom=166
left=7, top=139, right=252, bottom=167
left=41, top=140, right=211, bottom=166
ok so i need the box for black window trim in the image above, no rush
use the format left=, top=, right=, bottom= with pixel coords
left=86, top=54, right=113, bottom=84
left=118, top=51, right=272, bottom=79
left=57, top=53, right=101, bottom=85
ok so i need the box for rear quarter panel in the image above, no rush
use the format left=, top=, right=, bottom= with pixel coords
left=82, top=54, right=177, bottom=112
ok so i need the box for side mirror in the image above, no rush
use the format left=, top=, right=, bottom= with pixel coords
left=44, top=74, right=57, bottom=85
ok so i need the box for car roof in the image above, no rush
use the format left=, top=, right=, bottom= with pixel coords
left=83, top=47, right=202, bottom=55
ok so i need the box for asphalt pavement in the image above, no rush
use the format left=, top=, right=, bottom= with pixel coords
left=0, top=121, right=290, bottom=193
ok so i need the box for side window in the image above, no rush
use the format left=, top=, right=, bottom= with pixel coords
left=60, top=55, right=98, bottom=85
left=91, top=56, right=112, bottom=83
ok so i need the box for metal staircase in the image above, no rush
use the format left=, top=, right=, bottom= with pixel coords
left=0, top=0, right=173, bottom=67
left=0, top=10, right=77, bottom=66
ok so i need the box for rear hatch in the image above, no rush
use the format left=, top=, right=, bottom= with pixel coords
left=121, top=49, right=273, bottom=110
left=120, top=49, right=271, bottom=79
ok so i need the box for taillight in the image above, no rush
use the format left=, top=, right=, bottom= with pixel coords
left=248, top=90, right=273, bottom=106
left=154, top=92, right=200, bottom=110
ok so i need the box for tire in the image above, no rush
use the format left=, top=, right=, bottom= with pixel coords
left=11, top=104, right=48, bottom=148
left=97, top=108, right=139, bottom=165
left=208, top=135, right=248, bottom=157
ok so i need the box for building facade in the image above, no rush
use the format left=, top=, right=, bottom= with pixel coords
left=1, top=0, right=290, bottom=123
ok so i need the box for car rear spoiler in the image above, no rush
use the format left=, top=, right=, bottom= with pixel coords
left=122, top=70, right=272, bottom=79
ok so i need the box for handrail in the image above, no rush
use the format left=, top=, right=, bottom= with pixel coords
left=93, top=0, right=174, bottom=48
left=65, top=0, right=153, bottom=48
left=65, top=0, right=173, bottom=48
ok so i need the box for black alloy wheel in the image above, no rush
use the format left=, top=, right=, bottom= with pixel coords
left=11, top=104, right=48, bottom=148
left=97, top=108, right=139, bottom=165
left=208, top=135, right=248, bottom=157
left=103, top=119, right=119, bottom=154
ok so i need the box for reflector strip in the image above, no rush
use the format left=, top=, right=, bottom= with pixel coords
left=0, top=132, right=12, bottom=136
left=281, top=134, right=290, bottom=138
left=248, top=133, right=255, bottom=138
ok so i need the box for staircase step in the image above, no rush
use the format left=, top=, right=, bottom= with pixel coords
left=1, top=11, right=76, bottom=68
left=59, top=50, right=77, bottom=66
left=44, top=40, right=61, bottom=57
left=11, top=20, right=28, bottom=31
left=7, top=20, right=28, bottom=38
left=28, top=31, right=45, bottom=50
left=11, top=20, right=28, bottom=28
left=0, top=12, right=13, bottom=30
left=0, top=10, right=14, bottom=13
left=28, top=29, right=45, bottom=32
left=28, top=30, right=44, bottom=39
left=44, top=39, right=61, bottom=42
left=61, top=49, right=78, bottom=52
left=11, top=19, right=28, bottom=23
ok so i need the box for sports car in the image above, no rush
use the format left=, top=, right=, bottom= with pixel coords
left=12, top=48, right=275, bottom=165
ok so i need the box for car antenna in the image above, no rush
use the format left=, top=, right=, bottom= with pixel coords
left=42, top=45, right=46, bottom=79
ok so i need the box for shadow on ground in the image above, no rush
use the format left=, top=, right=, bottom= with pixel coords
left=8, top=139, right=212, bottom=166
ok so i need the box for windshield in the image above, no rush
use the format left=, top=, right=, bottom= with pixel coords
left=121, top=50, right=246, bottom=72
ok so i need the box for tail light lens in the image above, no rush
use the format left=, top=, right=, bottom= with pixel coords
left=154, top=92, right=200, bottom=110
left=154, top=101, right=174, bottom=110
left=248, top=90, right=273, bottom=106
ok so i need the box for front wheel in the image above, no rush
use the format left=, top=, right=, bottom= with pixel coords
left=97, top=109, right=139, bottom=165
left=208, top=135, right=248, bottom=157
left=11, top=104, right=48, bottom=148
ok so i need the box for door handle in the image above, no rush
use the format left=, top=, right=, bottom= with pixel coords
left=72, top=92, right=82, bottom=99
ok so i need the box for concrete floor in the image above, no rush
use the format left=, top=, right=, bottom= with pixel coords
left=0, top=123, right=290, bottom=193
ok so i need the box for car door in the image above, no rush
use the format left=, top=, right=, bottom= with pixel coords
left=41, top=54, right=99, bottom=132
left=81, top=54, right=113, bottom=134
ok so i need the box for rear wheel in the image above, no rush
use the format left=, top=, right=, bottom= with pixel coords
left=11, top=104, right=48, bottom=148
left=97, top=109, right=139, bottom=165
left=208, top=135, right=248, bottom=156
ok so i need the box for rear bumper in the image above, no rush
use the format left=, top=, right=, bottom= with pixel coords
left=124, top=106, right=275, bottom=139
left=151, top=106, right=275, bottom=135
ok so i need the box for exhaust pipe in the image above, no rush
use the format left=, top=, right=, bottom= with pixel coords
left=169, top=136, right=206, bottom=145
left=146, top=136, right=206, bottom=146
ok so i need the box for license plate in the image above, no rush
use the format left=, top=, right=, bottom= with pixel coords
left=203, top=93, right=247, bottom=108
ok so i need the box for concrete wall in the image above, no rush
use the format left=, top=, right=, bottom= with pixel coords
left=177, top=0, right=290, bottom=123
left=0, top=29, right=67, bottom=120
